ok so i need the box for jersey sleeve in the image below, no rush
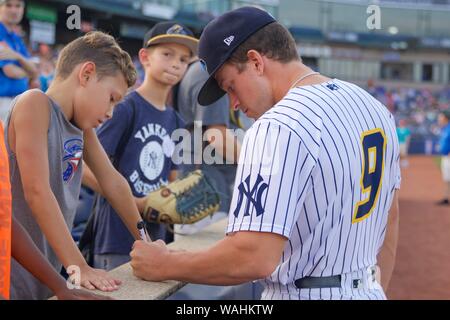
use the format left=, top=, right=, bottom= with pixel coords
left=390, top=114, right=401, bottom=190
left=227, top=121, right=318, bottom=239
left=394, top=156, right=401, bottom=190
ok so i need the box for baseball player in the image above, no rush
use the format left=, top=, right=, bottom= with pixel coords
left=130, top=7, right=400, bottom=300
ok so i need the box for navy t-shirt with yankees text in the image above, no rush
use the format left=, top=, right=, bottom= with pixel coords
left=93, top=91, right=183, bottom=255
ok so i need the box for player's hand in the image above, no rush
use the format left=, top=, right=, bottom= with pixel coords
left=73, top=265, right=122, bottom=292
left=130, top=240, right=168, bottom=282
left=0, top=41, right=20, bottom=60
left=55, top=288, right=115, bottom=300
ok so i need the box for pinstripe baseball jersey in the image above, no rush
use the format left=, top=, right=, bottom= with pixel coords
left=227, top=78, right=401, bottom=299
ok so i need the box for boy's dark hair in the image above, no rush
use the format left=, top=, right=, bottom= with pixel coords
left=55, top=31, right=137, bottom=87
left=228, top=22, right=300, bottom=72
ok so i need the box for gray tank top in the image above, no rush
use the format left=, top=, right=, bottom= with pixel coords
left=5, top=92, right=83, bottom=300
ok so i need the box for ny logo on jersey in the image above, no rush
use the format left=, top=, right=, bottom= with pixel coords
left=233, top=174, right=268, bottom=218
left=327, top=83, right=339, bottom=91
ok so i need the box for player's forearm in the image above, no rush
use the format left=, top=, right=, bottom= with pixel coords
left=11, top=217, right=68, bottom=294
left=162, top=236, right=272, bottom=285
left=23, top=185, right=88, bottom=269
left=377, top=192, right=399, bottom=291
left=98, top=171, right=142, bottom=240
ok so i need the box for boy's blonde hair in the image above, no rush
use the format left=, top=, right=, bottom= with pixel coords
left=55, top=31, right=137, bottom=87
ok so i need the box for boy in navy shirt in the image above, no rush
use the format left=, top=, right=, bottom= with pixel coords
left=83, top=22, right=197, bottom=271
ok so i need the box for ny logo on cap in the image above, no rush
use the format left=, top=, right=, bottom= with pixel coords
left=223, top=35, right=235, bottom=46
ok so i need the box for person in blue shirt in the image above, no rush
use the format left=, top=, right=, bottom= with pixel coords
left=396, top=119, right=411, bottom=167
left=38, top=58, right=55, bottom=92
left=437, top=110, right=450, bottom=206
left=0, top=0, right=38, bottom=122
left=82, top=22, right=197, bottom=271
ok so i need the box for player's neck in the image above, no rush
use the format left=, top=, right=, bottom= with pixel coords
left=136, top=76, right=171, bottom=111
left=273, top=63, right=330, bottom=101
left=271, top=62, right=306, bottom=101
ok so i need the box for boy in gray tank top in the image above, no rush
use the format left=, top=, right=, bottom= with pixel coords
left=4, top=31, right=146, bottom=299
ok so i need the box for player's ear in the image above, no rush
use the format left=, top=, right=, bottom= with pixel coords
left=247, top=50, right=265, bottom=75
left=78, top=62, right=96, bottom=87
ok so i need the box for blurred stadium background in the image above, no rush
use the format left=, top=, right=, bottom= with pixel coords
left=13, top=0, right=450, bottom=299
left=24, top=0, right=450, bottom=154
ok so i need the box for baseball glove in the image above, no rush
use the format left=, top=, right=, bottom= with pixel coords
left=142, top=170, right=221, bottom=225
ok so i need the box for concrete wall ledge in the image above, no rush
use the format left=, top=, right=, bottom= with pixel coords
left=51, top=218, right=228, bottom=300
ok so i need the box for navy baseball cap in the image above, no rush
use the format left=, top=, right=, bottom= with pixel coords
left=143, top=21, right=198, bottom=56
left=197, top=7, right=276, bottom=106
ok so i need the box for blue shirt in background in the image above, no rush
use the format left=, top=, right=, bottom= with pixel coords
left=396, top=127, right=411, bottom=144
left=439, top=124, right=450, bottom=155
left=93, top=91, right=184, bottom=255
left=0, top=22, right=30, bottom=97
left=39, top=73, right=54, bottom=92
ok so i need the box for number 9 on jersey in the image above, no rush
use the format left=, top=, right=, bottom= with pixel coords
left=353, top=128, right=387, bottom=223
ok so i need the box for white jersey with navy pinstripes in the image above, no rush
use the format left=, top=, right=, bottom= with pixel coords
left=227, top=78, right=401, bottom=300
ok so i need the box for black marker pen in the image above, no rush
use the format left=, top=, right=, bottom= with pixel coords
left=137, top=221, right=149, bottom=242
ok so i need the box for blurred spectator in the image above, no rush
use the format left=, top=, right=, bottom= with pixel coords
left=38, top=57, right=55, bottom=92
left=0, top=0, right=38, bottom=122
left=132, top=55, right=144, bottom=88
left=436, top=110, right=450, bottom=206
left=397, top=119, right=412, bottom=167
left=38, top=43, right=52, bottom=60
left=368, top=84, right=450, bottom=154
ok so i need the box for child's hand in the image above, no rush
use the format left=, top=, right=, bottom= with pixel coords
left=56, top=288, right=115, bottom=300
left=78, top=265, right=122, bottom=292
